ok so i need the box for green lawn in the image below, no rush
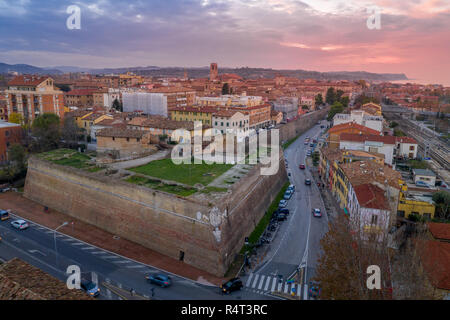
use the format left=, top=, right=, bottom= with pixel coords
left=38, top=148, right=102, bottom=172
left=125, top=175, right=197, bottom=197
left=129, top=159, right=233, bottom=186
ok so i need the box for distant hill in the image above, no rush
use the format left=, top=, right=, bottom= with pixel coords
left=0, top=62, right=62, bottom=75
left=0, top=62, right=408, bottom=82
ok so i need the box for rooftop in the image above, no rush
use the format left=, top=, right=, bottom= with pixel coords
left=329, top=122, right=382, bottom=135
left=340, top=160, right=402, bottom=190
left=354, top=183, right=390, bottom=211
left=97, top=128, right=147, bottom=139
left=340, top=133, right=397, bottom=145
left=412, top=169, right=436, bottom=177
left=0, top=258, right=92, bottom=300
left=8, top=75, right=51, bottom=87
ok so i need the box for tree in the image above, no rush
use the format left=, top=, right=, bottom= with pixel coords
left=222, top=83, right=231, bottom=95
left=62, top=116, right=82, bottom=149
left=112, top=98, right=123, bottom=112
left=432, top=191, right=450, bottom=220
left=56, top=84, right=71, bottom=92
left=31, top=113, right=61, bottom=152
left=9, top=112, right=24, bottom=126
left=327, top=102, right=344, bottom=121
left=315, top=94, right=323, bottom=106
left=326, top=87, right=336, bottom=105
left=336, top=89, right=344, bottom=102
left=302, top=105, right=309, bottom=110
left=340, top=96, right=350, bottom=108
left=389, top=121, right=398, bottom=128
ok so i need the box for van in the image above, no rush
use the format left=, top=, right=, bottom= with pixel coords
left=0, top=210, right=10, bottom=221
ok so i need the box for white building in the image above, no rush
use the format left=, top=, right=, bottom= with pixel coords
left=212, top=110, right=249, bottom=137
left=122, top=92, right=168, bottom=117
left=197, top=94, right=262, bottom=107
left=347, top=183, right=391, bottom=241
left=333, top=110, right=383, bottom=132
left=395, top=136, right=418, bottom=159
left=273, top=97, right=298, bottom=121
left=339, top=133, right=396, bottom=165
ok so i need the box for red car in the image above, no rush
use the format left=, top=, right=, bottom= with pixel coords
left=299, top=164, right=305, bottom=170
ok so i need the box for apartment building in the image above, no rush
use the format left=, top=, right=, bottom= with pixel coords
left=64, top=89, right=96, bottom=107
left=212, top=110, right=249, bottom=135
left=196, top=95, right=263, bottom=108
left=339, top=133, right=396, bottom=165
left=6, top=75, right=65, bottom=122
left=169, top=106, right=220, bottom=125
left=327, top=122, right=381, bottom=149
left=149, top=86, right=196, bottom=109
left=0, top=121, right=23, bottom=163
left=333, top=110, right=384, bottom=132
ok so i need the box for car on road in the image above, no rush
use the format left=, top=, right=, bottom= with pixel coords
left=146, top=274, right=172, bottom=288
left=299, top=164, right=305, bottom=170
left=305, top=179, right=311, bottom=186
left=283, top=190, right=293, bottom=200
left=278, top=200, right=288, bottom=208
left=0, top=209, right=10, bottom=221
left=80, top=279, right=100, bottom=297
left=10, top=219, right=29, bottom=230
left=287, top=184, right=295, bottom=192
left=313, top=208, right=322, bottom=218
left=221, top=278, right=243, bottom=294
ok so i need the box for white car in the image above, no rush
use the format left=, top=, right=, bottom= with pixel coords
left=313, top=209, right=322, bottom=218
left=11, top=219, right=29, bottom=230
left=279, top=200, right=288, bottom=208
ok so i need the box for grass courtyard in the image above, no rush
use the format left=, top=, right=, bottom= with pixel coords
left=38, top=149, right=103, bottom=172
left=129, top=159, right=233, bottom=187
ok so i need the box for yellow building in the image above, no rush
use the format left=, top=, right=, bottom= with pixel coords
left=397, top=184, right=435, bottom=219
left=79, top=113, right=112, bottom=134
left=169, top=106, right=220, bottom=126
left=332, top=162, right=350, bottom=210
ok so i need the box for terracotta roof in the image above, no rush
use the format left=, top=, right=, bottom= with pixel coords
left=340, top=133, right=396, bottom=145
left=329, top=122, right=381, bottom=135
left=395, top=136, right=418, bottom=144
left=65, top=109, right=92, bottom=118
left=66, top=89, right=97, bottom=96
left=0, top=258, right=92, bottom=300
left=421, top=240, right=450, bottom=290
left=8, top=75, right=51, bottom=87
left=149, top=87, right=195, bottom=94
left=354, top=184, right=390, bottom=210
left=340, top=161, right=402, bottom=190
left=213, top=110, right=248, bottom=118
left=97, top=128, right=146, bottom=139
left=428, top=223, right=450, bottom=241
left=170, top=106, right=221, bottom=114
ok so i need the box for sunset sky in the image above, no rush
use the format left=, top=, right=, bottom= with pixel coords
left=1, top=0, right=449, bottom=85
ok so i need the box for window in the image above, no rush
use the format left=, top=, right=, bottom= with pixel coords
left=179, top=251, right=185, bottom=262
left=5, top=130, right=9, bottom=137
left=137, top=138, right=140, bottom=142
left=112, top=137, right=115, bottom=141
left=409, top=146, right=415, bottom=151
left=371, top=215, right=378, bottom=225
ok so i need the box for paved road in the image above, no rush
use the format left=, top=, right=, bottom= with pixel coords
left=241, top=120, right=329, bottom=299
left=0, top=214, right=273, bottom=300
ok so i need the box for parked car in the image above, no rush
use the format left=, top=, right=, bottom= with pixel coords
left=283, top=190, right=293, bottom=200
left=221, top=278, right=243, bottom=294
left=313, top=208, right=322, bottom=218
left=278, top=208, right=290, bottom=216
left=305, top=179, right=311, bottom=186
left=276, top=212, right=287, bottom=221
left=306, top=151, right=312, bottom=157
left=146, top=274, right=172, bottom=288
left=0, top=210, right=10, bottom=221
left=80, top=279, right=100, bottom=297
left=415, top=181, right=430, bottom=188
left=287, top=184, right=295, bottom=192
left=299, top=164, right=305, bottom=170
left=278, top=200, right=288, bottom=208
left=310, top=143, right=314, bottom=147
left=10, top=219, right=29, bottom=230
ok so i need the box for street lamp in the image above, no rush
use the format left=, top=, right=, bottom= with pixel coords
left=54, top=222, right=68, bottom=268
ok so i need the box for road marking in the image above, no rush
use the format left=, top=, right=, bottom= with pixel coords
left=271, top=277, right=277, bottom=292
left=284, top=283, right=289, bottom=294
left=106, top=289, right=112, bottom=299
left=126, top=265, right=146, bottom=269
left=277, top=281, right=282, bottom=292
left=245, top=273, right=254, bottom=287
left=264, top=276, right=271, bottom=291
left=115, top=260, right=132, bottom=264
left=62, top=238, right=76, bottom=242
left=297, top=284, right=301, bottom=297
left=257, top=275, right=265, bottom=290
left=91, top=251, right=106, bottom=254
left=81, top=247, right=96, bottom=250
left=304, top=284, right=308, bottom=300
left=102, top=255, right=119, bottom=259
left=28, top=249, right=47, bottom=256
left=71, top=242, right=85, bottom=246
left=117, top=283, right=122, bottom=289
left=251, top=274, right=260, bottom=289
left=45, top=231, right=54, bottom=234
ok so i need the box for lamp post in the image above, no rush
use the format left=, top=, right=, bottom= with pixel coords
left=54, top=222, right=68, bottom=268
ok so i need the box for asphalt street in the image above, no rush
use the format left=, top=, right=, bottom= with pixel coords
left=241, top=120, right=329, bottom=299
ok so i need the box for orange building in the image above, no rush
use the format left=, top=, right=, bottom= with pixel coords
left=0, top=121, right=23, bottom=163
left=6, top=75, right=65, bottom=123
left=327, top=122, right=381, bottom=149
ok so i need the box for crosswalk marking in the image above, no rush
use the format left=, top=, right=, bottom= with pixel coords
left=284, top=283, right=289, bottom=294
left=126, top=265, right=146, bottom=269
left=257, top=275, right=265, bottom=290
left=271, top=277, right=277, bottom=292
left=115, top=260, right=132, bottom=264
left=81, top=247, right=96, bottom=250
left=277, top=281, right=282, bottom=292
left=297, top=284, right=301, bottom=297
left=245, top=273, right=254, bottom=287
left=251, top=274, right=260, bottom=289
left=91, top=251, right=106, bottom=254
left=102, top=255, right=119, bottom=259
left=264, top=277, right=271, bottom=291
left=71, top=242, right=84, bottom=246
left=304, top=284, right=308, bottom=300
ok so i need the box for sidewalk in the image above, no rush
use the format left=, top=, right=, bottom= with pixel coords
left=0, top=191, right=224, bottom=286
